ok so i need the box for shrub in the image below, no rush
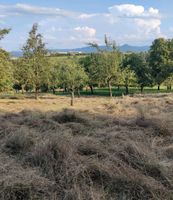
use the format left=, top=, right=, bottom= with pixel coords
left=4, top=133, right=34, bottom=155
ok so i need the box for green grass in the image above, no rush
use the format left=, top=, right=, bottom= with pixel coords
left=55, top=86, right=172, bottom=97
left=48, top=55, right=86, bottom=66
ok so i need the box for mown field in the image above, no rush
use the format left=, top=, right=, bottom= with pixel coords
left=0, top=93, right=173, bottom=199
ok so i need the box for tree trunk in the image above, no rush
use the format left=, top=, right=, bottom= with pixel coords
left=167, top=85, right=172, bottom=90
left=77, top=89, right=80, bottom=98
left=125, top=77, right=129, bottom=95
left=35, top=87, right=38, bottom=100
left=71, top=90, right=74, bottom=106
left=63, top=85, right=67, bottom=92
left=158, top=85, right=160, bottom=91
left=140, top=86, right=144, bottom=93
left=89, top=85, right=94, bottom=95
left=21, top=84, right=25, bottom=94
left=125, top=85, right=129, bottom=95
left=108, top=81, right=112, bottom=97
left=52, top=88, right=55, bottom=94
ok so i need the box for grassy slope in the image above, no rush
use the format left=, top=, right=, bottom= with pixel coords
left=0, top=93, right=173, bottom=199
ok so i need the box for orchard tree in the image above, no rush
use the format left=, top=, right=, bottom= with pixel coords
left=0, top=29, right=13, bottom=92
left=22, top=23, right=50, bottom=99
left=13, top=58, right=30, bottom=93
left=149, top=38, right=170, bottom=90
left=80, top=53, right=103, bottom=94
left=49, top=64, right=60, bottom=94
left=99, top=51, right=121, bottom=97
left=89, top=35, right=121, bottom=97
left=59, top=58, right=88, bottom=106
left=0, top=49, right=13, bottom=92
left=164, top=75, right=173, bottom=90
left=167, top=39, right=173, bottom=76
left=123, top=53, right=152, bottom=93
left=120, top=66, right=136, bottom=95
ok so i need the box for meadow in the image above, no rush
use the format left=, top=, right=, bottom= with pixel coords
left=1, top=26, right=173, bottom=200
left=0, top=93, right=173, bottom=199
left=56, top=86, right=172, bottom=97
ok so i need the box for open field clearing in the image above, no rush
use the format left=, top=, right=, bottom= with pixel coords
left=0, top=93, right=173, bottom=199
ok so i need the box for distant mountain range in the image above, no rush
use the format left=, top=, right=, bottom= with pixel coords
left=10, top=44, right=150, bottom=57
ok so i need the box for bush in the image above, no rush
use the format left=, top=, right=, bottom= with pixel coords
left=4, top=133, right=34, bottom=155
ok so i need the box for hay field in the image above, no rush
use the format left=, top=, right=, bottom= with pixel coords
left=0, top=93, right=173, bottom=199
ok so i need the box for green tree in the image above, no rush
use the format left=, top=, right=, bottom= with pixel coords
left=164, top=75, right=173, bottom=90
left=49, top=64, right=60, bottom=94
left=99, top=51, right=121, bottom=97
left=22, top=23, right=50, bottom=99
left=13, top=58, right=30, bottom=94
left=149, top=38, right=170, bottom=90
left=123, top=53, right=152, bottom=93
left=0, top=49, right=13, bottom=92
left=120, top=65, right=136, bottom=95
left=88, top=35, right=121, bottom=97
left=0, top=28, right=11, bottom=40
left=0, top=29, right=13, bottom=92
left=167, top=39, right=173, bottom=78
left=80, top=53, right=102, bottom=94
left=59, top=58, right=88, bottom=106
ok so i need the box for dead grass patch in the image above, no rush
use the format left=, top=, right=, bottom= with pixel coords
left=0, top=93, right=173, bottom=199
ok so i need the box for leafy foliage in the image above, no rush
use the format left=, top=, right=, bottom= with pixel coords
left=149, top=38, right=171, bottom=89
left=0, top=28, right=11, bottom=40
left=123, top=53, right=152, bottom=92
left=22, top=23, right=51, bottom=98
left=0, top=28, right=13, bottom=92
left=58, top=58, right=88, bottom=105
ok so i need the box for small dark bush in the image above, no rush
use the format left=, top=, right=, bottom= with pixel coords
left=4, top=134, right=34, bottom=155
left=52, top=109, right=89, bottom=124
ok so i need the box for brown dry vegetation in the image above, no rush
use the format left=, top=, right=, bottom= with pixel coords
left=0, top=93, right=173, bottom=200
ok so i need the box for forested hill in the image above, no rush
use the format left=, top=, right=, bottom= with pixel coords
left=10, top=44, right=149, bottom=57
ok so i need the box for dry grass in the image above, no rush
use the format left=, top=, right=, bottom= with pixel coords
left=0, top=93, right=173, bottom=199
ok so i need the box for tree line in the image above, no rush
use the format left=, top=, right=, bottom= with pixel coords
left=0, top=24, right=173, bottom=105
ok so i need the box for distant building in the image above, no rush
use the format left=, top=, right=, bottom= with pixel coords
left=47, top=51, right=84, bottom=57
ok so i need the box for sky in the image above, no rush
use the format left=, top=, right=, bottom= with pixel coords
left=0, top=0, right=173, bottom=51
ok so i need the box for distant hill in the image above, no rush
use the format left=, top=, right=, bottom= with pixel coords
left=10, top=44, right=150, bottom=57
left=120, top=44, right=149, bottom=53
left=10, top=51, right=23, bottom=57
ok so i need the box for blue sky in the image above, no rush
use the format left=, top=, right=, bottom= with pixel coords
left=0, top=0, right=173, bottom=51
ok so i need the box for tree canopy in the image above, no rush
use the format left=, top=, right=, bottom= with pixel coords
left=22, top=23, right=51, bottom=99
left=0, top=28, right=11, bottom=40
left=59, top=58, right=88, bottom=105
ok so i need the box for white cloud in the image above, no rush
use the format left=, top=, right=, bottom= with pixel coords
left=110, top=4, right=144, bottom=17
left=148, top=7, right=159, bottom=16
left=36, top=4, right=163, bottom=48
left=0, top=3, right=77, bottom=18
left=104, top=4, right=163, bottom=44
left=169, top=27, right=173, bottom=32
left=0, top=14, right=6, bottom=18
left=135, top=19, right=161, bottom=34
left=74, top=26, right=96, bottom=38
left=43, top=34, right=57, bottom=41
left=109, top=4, right=160, bottom=18
left=79, top=13, right=98, bottom=19
left=0, top=2, right=165, bottom=50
